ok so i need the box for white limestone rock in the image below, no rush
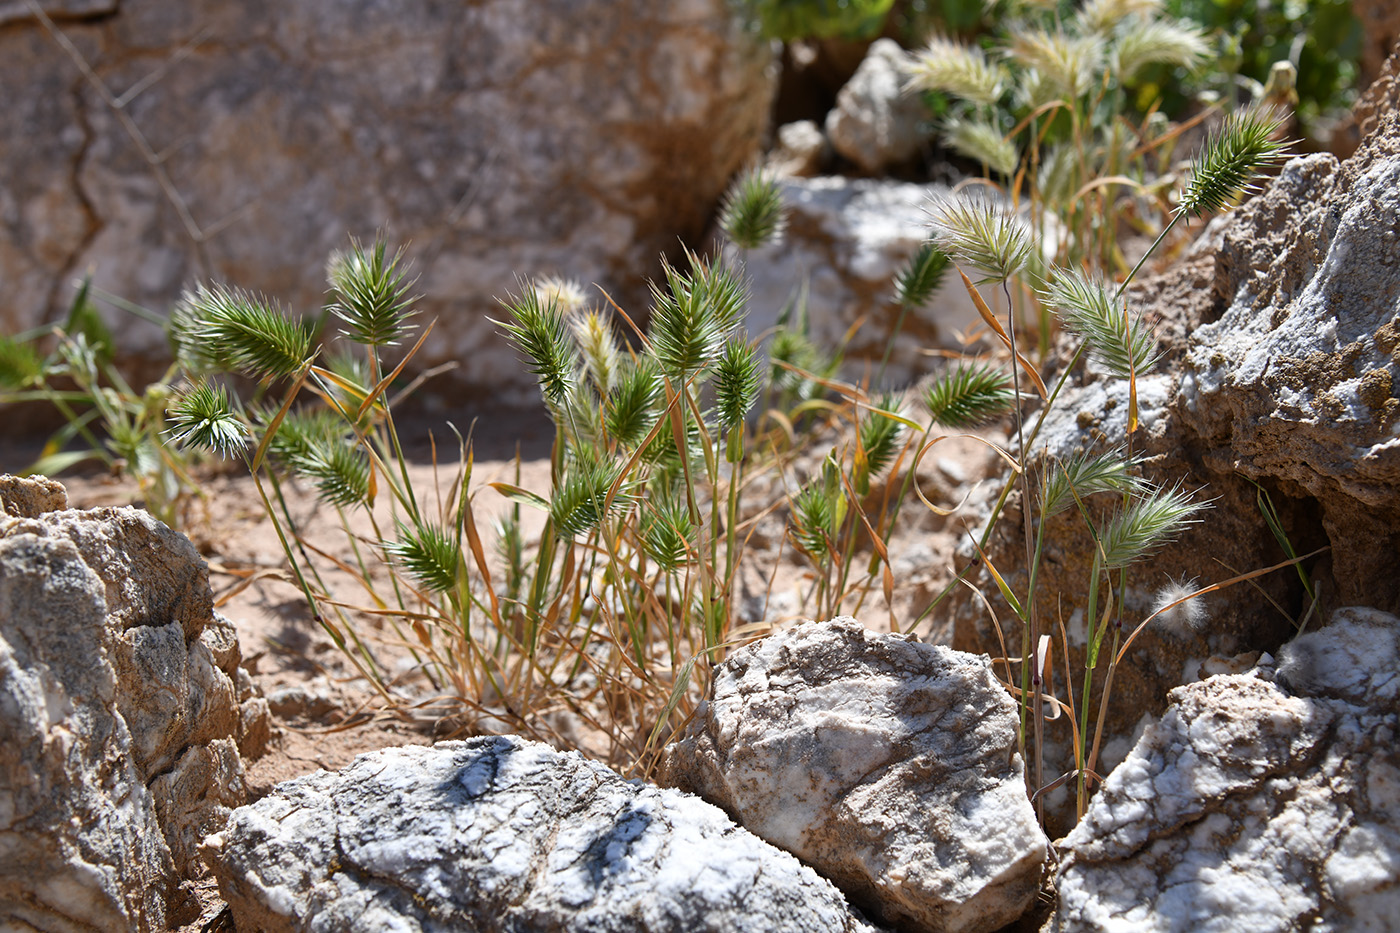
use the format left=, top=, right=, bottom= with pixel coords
left=202, top=736, right=887, bottom=933
left=769, top=119, right=830, bottom=178
left=1050, top=607, right=1400, bottom=932
left=0, top=475, right=262, bottom=929
left=740, top=176, right=967, bottom=388
left=659, top=617, right=1048, bottom=933
left=0, top=528, right=193, bottom=930
left=825, top=39, right=928, bottom=174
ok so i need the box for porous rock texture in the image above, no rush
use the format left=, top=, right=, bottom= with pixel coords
left=0, top=474, right=267, bottom=931
left=739, top=176, right=968, bottom=387
left=825, top=38, right=928, bottom=175
left=1050, top=607, right=1400, bottom=932
left=659, top=617, right=1048, bottom=933
left=2, top=0, right=773, bottom=399
left=202, top=736, right=886, bottom=933
left=951, top=46, right=1400, bottom=835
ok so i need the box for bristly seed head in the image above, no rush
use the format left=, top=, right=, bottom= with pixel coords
left=927, top=193, right=1032, bottom=285
left=1179, top=105, right=1289, bottom=218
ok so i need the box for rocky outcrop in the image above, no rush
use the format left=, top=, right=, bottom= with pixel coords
left=1050, top=607, right=1400, bottom=932
left=825, top=38, right=928, bottom=174
left=203, top=736, right=886, bottom=933
left=0, top=475, right=266, bottom=931
left=740, top=176, right=965, bottom=388
left=950, top=46, right=1400, bottom=835
left=1, top=0, right=774, bottom=399
left=660, top=617, right=1047, bottom=933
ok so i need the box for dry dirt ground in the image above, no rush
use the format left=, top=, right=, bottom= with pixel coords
left=19, top=402, right=1007, bottom=929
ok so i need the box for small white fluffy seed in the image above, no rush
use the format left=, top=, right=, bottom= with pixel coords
left=1151, top=577, right=1207, bottom=636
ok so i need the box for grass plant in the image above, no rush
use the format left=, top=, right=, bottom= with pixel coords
left=907, top=98, right=1291, bottom=819
left=907, top=1, right=1213, bottom=276
left=0, top=278, right=208, bottom=528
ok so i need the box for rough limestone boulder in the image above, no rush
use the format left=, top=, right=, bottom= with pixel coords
left=1050, top=607, right=1400, bottom=932
left=950, top=46, right=1400, bottom=834
left=1, top=0, right=773, bottom=398
left=202, top=736, right=886, bottom=933
left=740, top=176, right=967, bottom=388
left=0, top=474, right=267, bottom=931
left=825, top=38, right=928, bottom=174
left=659, top=617, right=1048, bottom=933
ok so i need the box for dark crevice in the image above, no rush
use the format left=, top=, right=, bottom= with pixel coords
left=45, top=71, right=105, bottom=321
left=0, top=2, right=121, bottom=33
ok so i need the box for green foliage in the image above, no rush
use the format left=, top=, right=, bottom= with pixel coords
left=739, top=0, right=895, bottom=41
left=907, top=1, right=1215, bottom=271
left=1166, top=0, right=1360, bottom=131
left=0, top=279, right=210, bottom=528
left=0, top=335, right=44, bottom=390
